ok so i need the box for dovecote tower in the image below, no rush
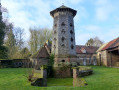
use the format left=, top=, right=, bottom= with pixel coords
left=50, top=5, right=77, bottom=64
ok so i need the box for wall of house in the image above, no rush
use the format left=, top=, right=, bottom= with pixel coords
left=76, top=53, right=97, bottom=65
left=107, top=52, right=119, bottom=67
left=97, top=50, right=119, bottom=67
left=97, top=52, right=101, bottom=65
left=100, top=50, right=108, bottom=66
left=30, top=58, right=49, bottom=67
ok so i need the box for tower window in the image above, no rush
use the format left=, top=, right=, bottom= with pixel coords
left=54, top=45, right=56, bottom=48
left=61, top=29, right=65, bottom=33
left=70, top=23, right=73, bottom=27
left=61, top=37, right=65, bottom=42
left=54, top=38, right=57, bottom=41
left=61, top=22, right=65, bottom=26
left=61, top=44, right=65, bottom=47
left=71, top=44, right=74, bottom=49
left=54, top=30, right=57, bottom=34
left=71, top=37, right=73, bottom=42
left=61, top=60, right=65, bottom=62
left=54, top=23, right=57, bottom=27
left=70, top=30, right=73, bottom=34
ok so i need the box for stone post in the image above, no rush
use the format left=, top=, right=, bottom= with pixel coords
left=42, top=65, right=47, bottom=86
left=73, top=67, right=79, bottom=78
left=72, top=67, right=79, bottom=87
left=31, top=65, right=47, bottom=87
left=72, top=67, right=86, bottom=87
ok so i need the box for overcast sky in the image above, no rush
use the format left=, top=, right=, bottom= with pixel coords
left=1, top=0, right=119, bottom=45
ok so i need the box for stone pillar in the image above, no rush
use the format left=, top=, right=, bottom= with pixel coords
left=41, top=65, right=47, bottom=86
left=72, top=67, right=87, bottom=87
left=31, top=65, right=47, bottom=87
left=73, top=67, right=79, bottom=87
left=73, top=67, right=79, bottom=78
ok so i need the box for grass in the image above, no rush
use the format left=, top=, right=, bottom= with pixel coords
left=0, top=66, right=119, bottom=90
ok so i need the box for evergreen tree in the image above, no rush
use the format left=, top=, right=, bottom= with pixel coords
left=0, top=2, right=8, bottom=59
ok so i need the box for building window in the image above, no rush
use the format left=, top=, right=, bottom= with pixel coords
left=54, top=30, right=57, bottom=34
left=61, top=44, right=65, bottom=47
left=61, top=60, right=65, bottom=62
left=81, top=48, right=86, bottom=53
left=61, top=29, right=65, bottom=33
left=70, top=23, right=73, bottom=27
left=71, top=44, right=74, bottom=49
left=70, top=30, right=73, bottom=34
left=61, top=37, right=65, bottom=42
left=71, top=37, right=73, bottom=42
left=54, top=23, right=57, bottom=27
left=54, top=45, right=56, bottom=48
left=61, top=22, right=65, bottom=26
left=54, top=38, right=57, bottom=41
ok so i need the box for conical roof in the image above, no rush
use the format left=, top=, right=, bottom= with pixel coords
left=58, top=5, right=69, bottom=8
left=50, top=5, right=77, bottom=17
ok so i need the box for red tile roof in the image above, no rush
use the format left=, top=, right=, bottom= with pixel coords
left=76, top=45, right=98, bottom=54
left=101, top=37, right=119, bottom=51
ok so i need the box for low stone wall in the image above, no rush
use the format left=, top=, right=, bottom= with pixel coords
left=0, top=59, right=30, bottom=68
left=53, top=67, right=72, bottom=78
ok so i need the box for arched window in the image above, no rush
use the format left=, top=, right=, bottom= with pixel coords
left=71, top=44, right=74, bottom=49
left=71, top=37, right=73, bottom=42
left=54, top=38, right=57, bottom=41
left=61, top=22, right=65, bottom=26
left=54, top=23, right=57, bottom=27
left=61, top=29, right=65, bottom=33
left=61, top=37, right=65, bottom=42
left=54, top=30, right=57, bottom=34
left=61, top=44, right=65, bottom=47
left=61, top=60, right=65, bottom=62
left=54, top=45, right=56, bottom=48
left=70, top=23, right=73, bottom=27
left=70, top=30, right=73, bottom=34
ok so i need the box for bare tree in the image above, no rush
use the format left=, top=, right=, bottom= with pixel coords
left=29, top=28, right=39, bottom=54
left=14, top=27, right=24, bottom=50
left=29, top=27, right=52, bottom=54
left=85, top=37, right=104, bottom=47
left=93, top=37, right=104, bottom=47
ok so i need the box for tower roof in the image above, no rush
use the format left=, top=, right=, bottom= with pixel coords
left=50, top=5, right=77, bottom=17
left=58, top=5, right=69, bottom=8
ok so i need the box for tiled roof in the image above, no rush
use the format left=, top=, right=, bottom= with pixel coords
left=96, top=43, right=109, bottom=52
left=31, top=46, right=50, bottom=58
left=76, top=45, right=99, bottom=54
left=101, top=37, right=119, bottom=51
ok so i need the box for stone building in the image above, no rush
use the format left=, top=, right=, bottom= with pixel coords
left=31, top=5, right=98, bottom=66
left=76, top=45, right=98, bottom=65
left=50, top=5, right=77, bottom=64
left=97, top=37, right=119, bottom=67
left=30, top=43, right=51, bottom=66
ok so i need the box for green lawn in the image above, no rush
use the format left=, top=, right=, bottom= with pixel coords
left=0, top=66, right=119, bottom=90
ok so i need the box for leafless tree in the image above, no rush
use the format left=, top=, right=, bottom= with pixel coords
left=29, top=27, right=52, bottom=54
left=85, top=36, right=104, bottom=47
